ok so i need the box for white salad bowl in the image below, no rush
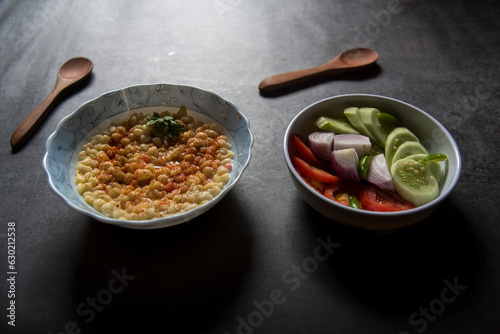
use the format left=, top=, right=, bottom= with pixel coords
left=284, top=94, right=461, bottom=231
left=43, top=83, right=253, bottom=229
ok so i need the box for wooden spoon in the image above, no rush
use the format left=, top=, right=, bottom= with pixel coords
left=10, top=57, right=93, bottom=150
left=258, top=48, right=379, bottom=93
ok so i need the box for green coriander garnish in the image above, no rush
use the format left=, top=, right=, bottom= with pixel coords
left=146, top=112, right=185, bottom=138
left=377, top=112, right=403, bottom=126
left=418, top=153, right=448, bottom=163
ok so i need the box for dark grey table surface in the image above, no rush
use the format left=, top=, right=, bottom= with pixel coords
left=1, top=0, right=499, bottom=333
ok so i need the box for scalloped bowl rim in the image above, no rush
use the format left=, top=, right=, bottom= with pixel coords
left=284, top=93, right=461, bottom=230
left=43, top=83, right=254, bottom=229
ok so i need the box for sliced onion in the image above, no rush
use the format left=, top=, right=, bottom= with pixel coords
left=333, top=134, right=372, bottom=158
left=308, top=131, right=334, bottom=161
left=365, top=153, right=394, bottom=190
left=330, top=148, right=360, bottom=181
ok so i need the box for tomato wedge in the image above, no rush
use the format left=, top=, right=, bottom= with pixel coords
left=359, top=186, right=415, bottom=212
left=293, top=134, right=326, bottom=167
left=324, top=182, right=365, bottom=206
left=293, top=156, right=341, bottom=184
left=300, top=176, right=327, bottom=193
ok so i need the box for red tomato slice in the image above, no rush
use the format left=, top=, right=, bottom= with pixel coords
left=300, top=175, right=327, bottom=193
left=293, top=134, right=326, bottom=167
left=324, top=182, right=365, bottom=206
left=293, top=156, right=341, bottom=184
left=359, top=186, right=415, bottom=212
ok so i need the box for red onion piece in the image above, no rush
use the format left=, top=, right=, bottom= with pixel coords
left=330, top=148, right=360, bottom=181
left=366, top=153, right=394, bottom=190
left=308, top=131, right=334, bottom=161
left=333, top=134, right=372, bottom=158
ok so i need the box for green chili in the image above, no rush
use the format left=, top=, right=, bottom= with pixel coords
left=348, top=195, right=362, bottom=209
left=359, top=155, right=371, bottom=179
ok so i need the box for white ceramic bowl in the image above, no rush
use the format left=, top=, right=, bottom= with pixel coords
left=43, top=83, right=253, bottom=229
left=284, top=94, right=461, bottom=231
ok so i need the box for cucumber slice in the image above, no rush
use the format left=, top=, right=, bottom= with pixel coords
left=390, top=158, right=440, bottom=207
left=392, top=141, right=428, bottom=164
left=343, top=107, right=376, bottom=141
left=405, top=153, right=427, bottom=160
left=358, top=107, right=397, bottom=147
left=316, top=116, right=359, bottom=134
left=384, top=127, right=420, bottom=167
left=407, top=154, right=443, bottom=183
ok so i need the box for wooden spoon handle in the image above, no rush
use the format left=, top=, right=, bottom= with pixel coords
left=258, top=63, right=360, bottom=93
left=10, top=85, right=63, bottom=150
left=259, top=65, right=330, bottom=93
left=258, top=57, right=379, bottom=93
